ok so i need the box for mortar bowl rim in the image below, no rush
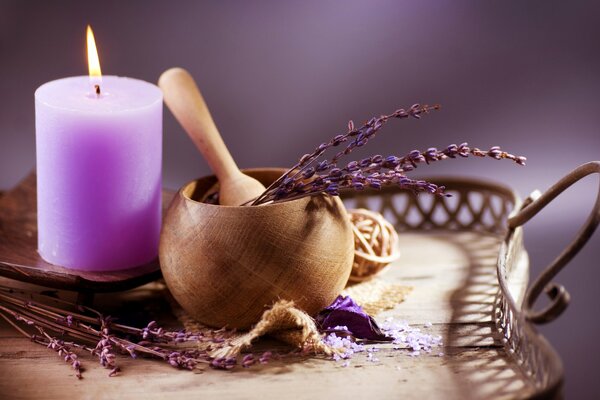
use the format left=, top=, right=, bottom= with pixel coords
left=178, top=167, right=331, bottom=211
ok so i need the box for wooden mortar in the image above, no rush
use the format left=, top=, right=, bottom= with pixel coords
left=159, top=168, right=354, bottom=329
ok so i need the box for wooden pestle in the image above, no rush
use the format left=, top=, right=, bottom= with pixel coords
left=158, top=67, right=266, bottom=206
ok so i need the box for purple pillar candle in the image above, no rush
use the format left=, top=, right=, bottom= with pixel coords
left=35, top=76, right=162, bottom=271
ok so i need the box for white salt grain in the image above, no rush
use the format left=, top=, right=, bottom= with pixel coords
left=322, top=317, right=443, bottom=363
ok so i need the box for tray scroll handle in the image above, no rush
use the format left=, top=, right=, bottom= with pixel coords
left=508, top=161, right=600, bottom=324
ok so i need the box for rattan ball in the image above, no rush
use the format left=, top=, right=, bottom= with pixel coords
left=348, top=208, right=400, bottom=282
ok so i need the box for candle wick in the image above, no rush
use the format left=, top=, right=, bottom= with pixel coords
left=94, top=84, right=101, bottom=96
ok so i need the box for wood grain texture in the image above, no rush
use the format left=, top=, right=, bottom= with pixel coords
left=0, top=231, right=533, bottom=400
left=158, top=67, right=266, bottom=206
left=0, top=173, right=175, bottom=292
left=160, top=168, right=355, bottom=329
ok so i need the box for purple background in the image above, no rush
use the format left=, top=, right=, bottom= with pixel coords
left=1, top=1, right=599, bottom=397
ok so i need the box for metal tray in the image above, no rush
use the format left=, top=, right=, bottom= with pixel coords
left=340, top=161, right=600, bottom=399
left=0, top=162, right=598, bottom=399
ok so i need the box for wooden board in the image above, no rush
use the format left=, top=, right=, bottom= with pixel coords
left=0, top=173, right=175, bottom=293
left=0, top=231, right=533, bottom=400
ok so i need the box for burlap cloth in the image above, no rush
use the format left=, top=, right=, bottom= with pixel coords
left=171, top=278, right=412, bottom=359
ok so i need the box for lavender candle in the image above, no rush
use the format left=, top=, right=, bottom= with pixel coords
left=34, top=26, right=162, bottom=271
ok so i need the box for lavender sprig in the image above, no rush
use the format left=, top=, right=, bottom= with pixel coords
left=251, top=104, right=440, bottom=205
left=0, top=309, right=85, bottom=379
left=45, top=335, right=83, bottom=379
left=258, top=143, right=525, bottom=203
left=251, top=103, right=525, bottom=205
left=0, top=285, right=270, bottom=378
left=93, top=316, right=120, bottom=376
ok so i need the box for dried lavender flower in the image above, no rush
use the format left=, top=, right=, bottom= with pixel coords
left=0, top=285, right=243, bottom=378
left=251, top=102, right=525, bottom=205
left=210, top=356, right=237, bottom=370
left=259, top=351, right=272, bottom=364
left=241, top=354, right=255, bottom=368
left=46, top=334, right=82, bottom=379
left=251, top=104, right=440, bottom=205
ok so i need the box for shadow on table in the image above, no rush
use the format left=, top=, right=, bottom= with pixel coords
left=445, top=232, right=535, bottom=399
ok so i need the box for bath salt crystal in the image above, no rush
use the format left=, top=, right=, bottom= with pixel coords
left=332, top=325, right=349, bottom=331
left=322, top=317, right=443, bottom=363
left=380, top=318, right=443, bottom=353
left=366, top=353, right=379, bottom=362
left=324, top=332, right=365, bottom=360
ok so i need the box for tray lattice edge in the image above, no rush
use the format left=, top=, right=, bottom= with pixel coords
left=342, top=176, right=563, bottom=399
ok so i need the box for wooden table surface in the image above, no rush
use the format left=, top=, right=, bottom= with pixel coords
left=0, top=230, right=533, bottom=400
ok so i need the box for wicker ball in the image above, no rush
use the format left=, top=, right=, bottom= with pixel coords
left=348, top=208, right=400, bottom=282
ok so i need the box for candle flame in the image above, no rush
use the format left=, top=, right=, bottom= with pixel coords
left=86, top=25, right=102, bottom=81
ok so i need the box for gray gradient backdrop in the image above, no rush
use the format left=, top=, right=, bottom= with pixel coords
left=1, top=1, right=599, bottom=398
